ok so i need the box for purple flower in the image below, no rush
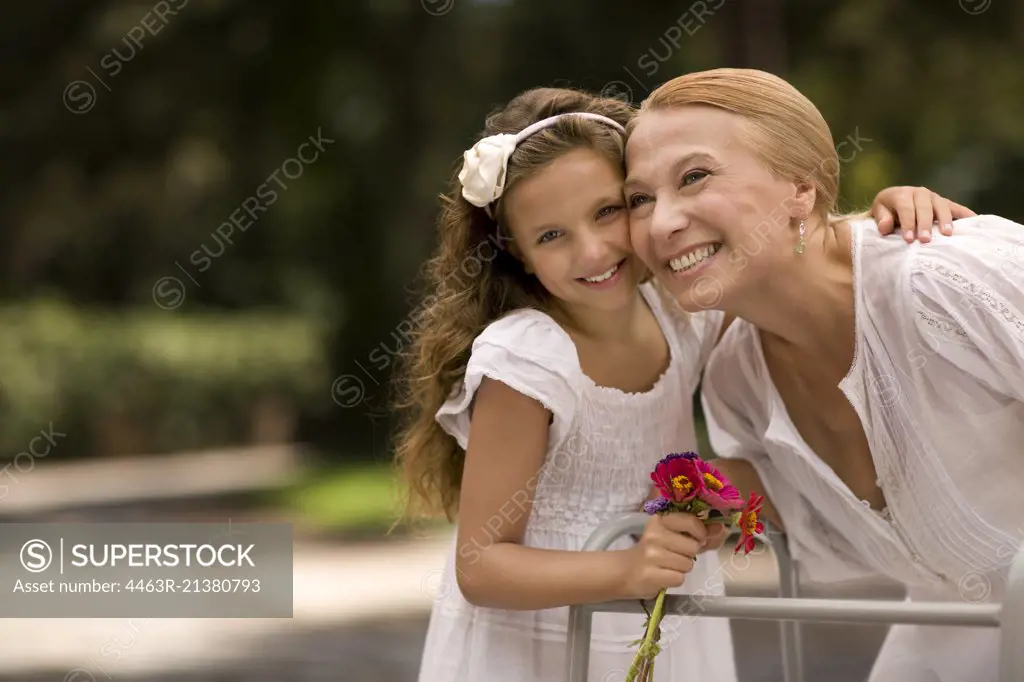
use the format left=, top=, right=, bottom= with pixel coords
left=643, top=497, right=672, bottom=515
left=663, top=452, right=699, bottom=462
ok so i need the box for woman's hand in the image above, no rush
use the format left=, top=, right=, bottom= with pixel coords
left=872, top=186, right=976, bottom=243
left=701, top=523, right=729, bottom=552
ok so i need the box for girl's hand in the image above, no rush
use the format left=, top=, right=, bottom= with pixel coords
left=872, top=186, right=976, bottom=243
left=619, top=512, right=706, bottom=600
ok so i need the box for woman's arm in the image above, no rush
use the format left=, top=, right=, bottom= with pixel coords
left=712, top=458, right=783, bottom=531
left=908, top=214, right=1024, bottom=403
left=700, top=359, right=880, bottom=582
left=699, top=369, right=790, bottom=534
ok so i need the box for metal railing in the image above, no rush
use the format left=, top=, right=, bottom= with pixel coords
left=565, top=512, right=1024, bottom=682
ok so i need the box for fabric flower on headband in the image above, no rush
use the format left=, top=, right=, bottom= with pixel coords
left=458, top=133, right=518, bottom=210
left=456, top=112, right=627, bottom=216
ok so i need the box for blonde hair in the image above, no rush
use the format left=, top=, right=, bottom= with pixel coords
left=635, top=68, right=840, bottom=220
left=391, top=88, right=636, bottom=524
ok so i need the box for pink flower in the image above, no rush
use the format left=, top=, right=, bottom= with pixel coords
left=693, top=459, right=743, bottom=513
left=734, top=492, right=765, bottom=555
left=650, top=452, right=703, bottom=504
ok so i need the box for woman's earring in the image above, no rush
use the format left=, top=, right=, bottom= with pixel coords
left=794, top=220, right=806, bottom=255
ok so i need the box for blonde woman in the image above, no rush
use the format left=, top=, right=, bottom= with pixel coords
left=625, top=67, right=1023, bottom=682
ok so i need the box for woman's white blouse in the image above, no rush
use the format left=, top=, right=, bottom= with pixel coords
left=702, top=214, right=1024, bottom=595
left=701, top=214, right=1024, bottom=680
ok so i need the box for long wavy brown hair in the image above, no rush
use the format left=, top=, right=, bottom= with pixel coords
left=391, top=87, right=636, bottom=524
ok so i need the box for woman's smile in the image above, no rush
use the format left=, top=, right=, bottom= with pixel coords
left=666, top=242, right=723, bottom=280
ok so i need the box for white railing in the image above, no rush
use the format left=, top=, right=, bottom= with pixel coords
left=564, top=512, right=1024, bottom=682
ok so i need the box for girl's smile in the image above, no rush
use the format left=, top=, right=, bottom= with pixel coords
left=577, top=257, right=628, bottom=289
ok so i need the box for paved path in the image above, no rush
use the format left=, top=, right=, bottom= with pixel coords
left=0, top=532, right=452, bottom=677
left=0, top=528, right=905, bottom=682
left=0, top=449, right=908, bottom=681
left=0, top=445, right=303, bottom=517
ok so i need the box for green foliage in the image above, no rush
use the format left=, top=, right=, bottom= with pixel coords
left=275, top=461, right=402, bottom=533
left=2, top=1, right=1021, bottom=458
left=0, top=300, right=330, bottom=458
left=270, top=460, right=455, bottom=535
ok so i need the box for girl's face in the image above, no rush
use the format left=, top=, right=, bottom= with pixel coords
left=624, top=106, right=812, bottom=312
left=502, top=148, right=642, bottom=314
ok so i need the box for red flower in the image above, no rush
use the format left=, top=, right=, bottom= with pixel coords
left=694, top=459, right=744, bottom=513
left=734, top=492, right=765, bottom=554
left=650, top=453, right=703, bottom=504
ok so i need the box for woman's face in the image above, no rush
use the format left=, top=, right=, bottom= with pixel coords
left=624, top=105, right=812, bottom=311
left=502, top=147, right=642, bottom=314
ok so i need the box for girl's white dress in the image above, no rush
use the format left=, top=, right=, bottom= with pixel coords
left=417, top=282, right=738, bottom=682
left=701, top=215, right=1024, bottom=682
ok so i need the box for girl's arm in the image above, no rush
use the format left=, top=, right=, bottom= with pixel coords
left=455, top=377, right=703, bottom=610
left=871, top=185, right=976, bottom=242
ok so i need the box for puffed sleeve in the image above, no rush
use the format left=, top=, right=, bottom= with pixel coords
left=909, top=214, right=1024, bottom=403
left=435, top=309, right=580, bottom=452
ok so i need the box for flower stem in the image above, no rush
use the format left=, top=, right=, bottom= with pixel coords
left=624, top=589, right=667, bottom=682
left=646, top=589, right=667, bottom=644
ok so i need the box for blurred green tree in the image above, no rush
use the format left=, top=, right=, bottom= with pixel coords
left=0, top=0, right=1020, bottom=460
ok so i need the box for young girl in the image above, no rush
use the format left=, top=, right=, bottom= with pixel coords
left=392, top=86, right=967, bottom=682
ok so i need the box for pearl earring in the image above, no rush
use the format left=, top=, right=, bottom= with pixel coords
left=794, top=220, right=806, bottom=255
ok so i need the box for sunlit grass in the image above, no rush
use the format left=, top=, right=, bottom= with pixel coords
left=275, top=461, right=449, bottom=536
left=279, top=461, right=401, bottom=530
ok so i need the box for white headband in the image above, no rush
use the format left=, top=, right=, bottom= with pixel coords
left=457, top=112, right=627, bottom=218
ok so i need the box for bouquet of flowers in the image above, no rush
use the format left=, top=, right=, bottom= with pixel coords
left=626, top=452, right=764, bottom=682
